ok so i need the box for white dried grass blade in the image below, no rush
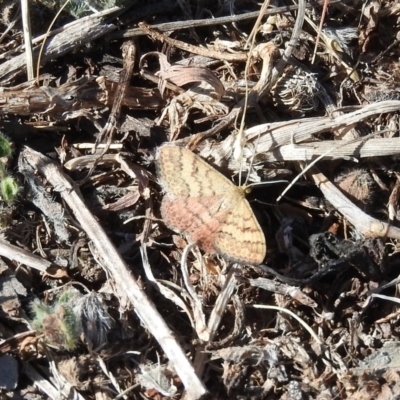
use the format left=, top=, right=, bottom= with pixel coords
left=140, top=243, right=198, bottom=331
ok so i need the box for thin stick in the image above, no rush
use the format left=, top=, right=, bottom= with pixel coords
left=257, top=0, right=306, bottom=99
left=251, top=304, right=324, bottom=346
left=236, top=0, right=271, bottom=185
left=311, top=0, right=329, bottom=64
left=85, top=41, right=136, bottom=180
left=36, top=0, right=72, bottom=84
left=96, top=41, right=136, bottom=147
left=119, top=0, right=341, bottom=38
left=0, top=239, right=53, bottom=273
left=21, top=147, right=207, bottom=400
left=21, top=0, right=34, bottom=80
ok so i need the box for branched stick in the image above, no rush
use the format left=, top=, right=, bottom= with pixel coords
left=96, top=41, right=136, bottom=147
left=86, top=41, right=137, bottom=178
left=139, top=22, right=247, bottom=62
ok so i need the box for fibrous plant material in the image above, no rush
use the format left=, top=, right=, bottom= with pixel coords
left=335, top=168, right=375, bottom=209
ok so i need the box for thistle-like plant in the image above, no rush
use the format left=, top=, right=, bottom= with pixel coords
left=31, top=289, right=113, bottom=350
left=31, top=290, right=82, bottom=350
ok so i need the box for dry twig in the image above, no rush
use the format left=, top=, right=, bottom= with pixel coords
left=311, top=168, right=400, bottom=239
left=20, top=147, right=207, bottom=400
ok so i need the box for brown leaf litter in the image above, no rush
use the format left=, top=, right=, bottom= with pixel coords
left=2, top=0, right=400, bottom=399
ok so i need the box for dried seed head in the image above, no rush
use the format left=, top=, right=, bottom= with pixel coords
left=334, top=168, right=375, bottom=209
left=58, top=357, right=91, bottom=389
left=323, top=27, right=358, bottom=53
left=273, top=66, right=319, bottom=114
left=74, top=292, right=114, bottom=348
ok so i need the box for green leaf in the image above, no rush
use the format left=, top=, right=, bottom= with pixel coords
left=0, top=177, right=18, bottom=203
left=0, top=136, right=12, bottom=158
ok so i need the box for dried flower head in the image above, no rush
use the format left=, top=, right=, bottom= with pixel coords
left=73, top=291, right=114, bottom=348
left=334, top=168, right=375, bottom=209
left=273, top=66, right=319, bottom=114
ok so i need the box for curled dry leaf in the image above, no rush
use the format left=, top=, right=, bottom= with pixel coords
left=140, top=52, right=227, bottom=139
left=158, top=64, right=225, bottom=99
left=137, top=362, right=177, bottom=397
left=141, top=52, right=225, bottom=99
left=158, top=91, right=228, bottom=140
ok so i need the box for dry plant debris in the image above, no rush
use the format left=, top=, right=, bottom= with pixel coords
left=1, top=0, right=400, bottom=399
